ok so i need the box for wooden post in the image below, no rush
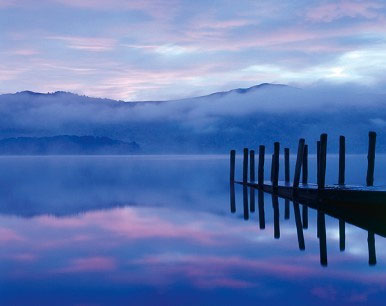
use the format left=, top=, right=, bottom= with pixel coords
left=273, top=142, right=280, bottom=188
left=272, top=195, right=280, bottom=239
left=258, top=190, right=265, bottom=229
left=250, top=150, right=255, bottom=182
left=368, top=231, right=376, bottom=266
left=243, top=148, right=249, bottom=183
left=317, top=140, right=321, bottom=186
left=294, top=202, right=305, bottom=250
left=302, top=144, right=308, bottom=184
left=258, top=145, right=265, bottom=187
left=293, top=138, right=305, bottom=189
left=319, top=134, right=328, bottom=189
left=338, top=136, right=345, bottom=185
left=366, top=131, right=376, bottom=186
left=284, top=148, right=290, bottom=183
left=339, top=219, right=345, bottom=251
left=270, top=153, right=274, bottom=182
left=230, top=150, right=236, bottom=182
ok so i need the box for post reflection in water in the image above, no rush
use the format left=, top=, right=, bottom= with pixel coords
left=302, top=205, right=308, bottom=229
left=250, top=188, right=255, bottom=213
left=230, top=182, right=236, bottom=213
left=284, top=199, right=290, bottom=220
left=258, top=190, right=265, bottom=229
left=293, top=202, right=305, bottom=250
left=368, top=231, right=377, bottom=266
left=272, top=195, right=280, bottom=239
left=339, top=219, right=345, bottom=251
left=243, top=186, right=249, bottom=220
left=229, top=184, right=381, bottom=267
left=318, top=211, right=328, bottom=267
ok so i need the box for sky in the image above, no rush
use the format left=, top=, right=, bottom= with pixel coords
left=1, top=0, right=386, bottom=101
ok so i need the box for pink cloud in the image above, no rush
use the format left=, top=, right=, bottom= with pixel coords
left=311, top=286, right=337, bottom=300
left=10, top=253, right=38, bottom=262
left=46, top=36, right=116, bottom=52
left=307, top=1, right=384, bottom=22
left=0, top=227, right=24, bottom=243
left=55, top=256, right=117, bottom=273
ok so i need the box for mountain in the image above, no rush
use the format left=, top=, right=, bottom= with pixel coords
left=0, top=83, right=386, bottom=153
left=0, top=135, right=140, bottom=155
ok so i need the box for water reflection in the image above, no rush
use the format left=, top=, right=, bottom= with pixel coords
left=230, top=184, right=382, bottom=267
left=1, top=156, right=386, bottom=305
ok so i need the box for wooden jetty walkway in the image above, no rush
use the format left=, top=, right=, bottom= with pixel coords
left=230, top=131, right=386, bottom=207
left=229, top=131, right=386, bottom=237
left=229, top=132, right=385, bottom=266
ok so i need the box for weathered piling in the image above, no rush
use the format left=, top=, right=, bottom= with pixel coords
left=339, top=219, right=345, bottom=251
left=319, top=134, right=328, bottom=189
left=243, top=186, right=249, bottom=220
left=230, top=150, right=236, bottom=182
left=284, top=148, right=290, bottom=183
left=339, top=136, right=345, bottom=185
left=258, top=145, right=265, bottom=187
left=273, top=142, right=280, bottom=188
left=302, top=205, right=308, bottom=229
left=302, top=144, right=308, bottom=184
left=318, top=211, right=328, bottom=266
left=249, top=149, right=256, bottom=212
left=230, top=183, right=236, bottom=213
left=258, top=190, right=265, bottom=229
left=250, top=150, right=255, bottom=182
left=293, top=138, right=305, bottom=189
left=270, top=153, right=274, bottom=182
left=317, top=140, right=321, bottom=186
left=294, top=202, right=305, bottom=250
left=243, top=148, right=249, bottom=183
left=272, top=195, right=280, bottom=239
left=368, top=231, right=376, bottom=266
left=366, top=131, right=376, bottom=186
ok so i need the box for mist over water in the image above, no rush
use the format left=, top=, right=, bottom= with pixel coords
left=1, top=84, right=386, bottom=152
left=0, top=155, right=386, bottom=305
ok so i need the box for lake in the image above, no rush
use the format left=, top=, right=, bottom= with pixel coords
left=0, top=155, right=385, bottom=305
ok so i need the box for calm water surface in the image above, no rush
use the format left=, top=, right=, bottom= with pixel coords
left=0, top=155, right=386, bottom=305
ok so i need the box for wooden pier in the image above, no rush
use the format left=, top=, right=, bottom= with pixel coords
left=230, top=131, right=386, bottom=209
left=229, top=132, right=386, bottom=266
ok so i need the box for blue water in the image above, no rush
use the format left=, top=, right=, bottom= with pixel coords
left=0, top=155, right=385, bottom=305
